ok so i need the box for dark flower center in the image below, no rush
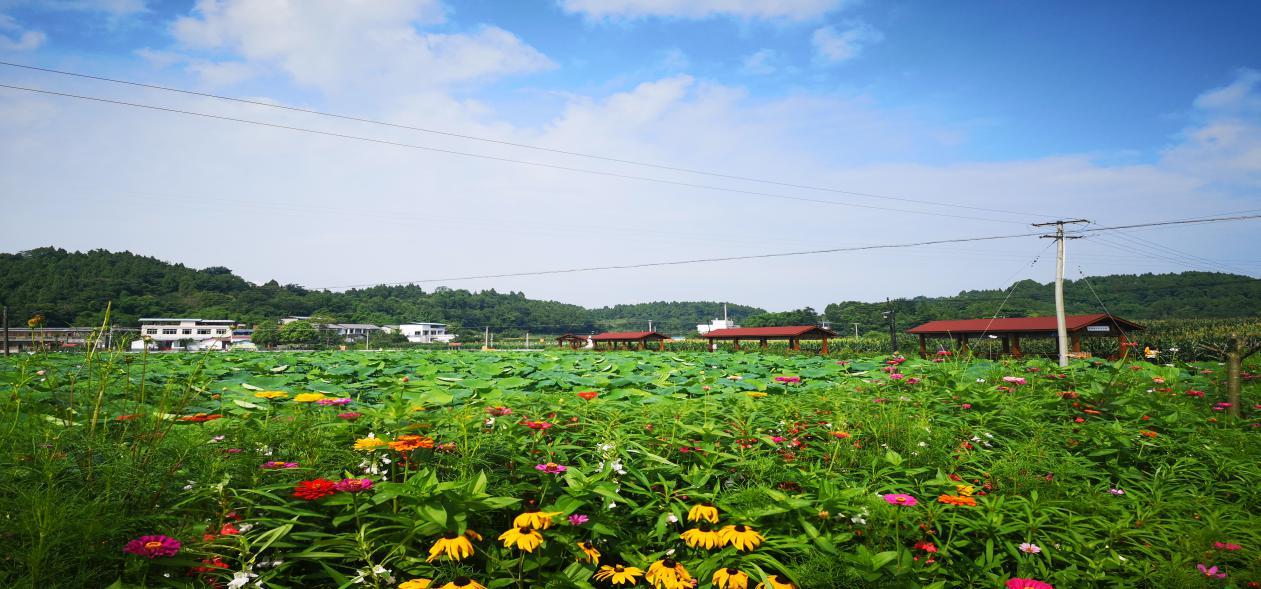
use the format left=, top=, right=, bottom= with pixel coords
left=443, top=530, right=458, bottom=539
left=734, top=525, right=747, bottom=532
left=662, top=559, right=676, bottom=568
left=726, top=568, right=739, bottom=575
left=454, top=578, right=471, bottom=586
left=519, top=527, right=533, bottom=534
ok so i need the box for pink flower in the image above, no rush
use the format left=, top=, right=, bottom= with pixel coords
left=882, top=494, right=918, bottom=506
left=123, top=535, right=181, bottom=558
left=936, top=350, right=952, bottom=356
left=1151, top=377, right=1165, bottom=384
left=535, top=462, right=568, bottom=474
left=1006, top=579, right=1054, bottom=589
left=524, top=420, right=553, bottom=430
left=1197, top=564, right=1227, bottom=579
left=889, top=373, right=905, bottom=380
left=568, top=514, right=589, bottom=526
left=333, top=478, right=374, bottom=493
left=1107, top=488, right=1125, bottom=495
left=906, top=378, right=921, bottom=385
left=1186, top=390, right=1205, bottom=397
left=316, top=397, right=353, bottom=406
left=260, top=461, right=298, bottom=469
left=486, top=406, right=513, bottom=416
left=774, top=376, right=802, bottom=383
left=1002, top=376, right=1027, bottom=385
left=337, top=412, right=362, bottom=420
left=1213, top=541, right=1242, bottom=551
left=960, top=403, right=972, bottom=410
left=1018, top=542, right=1041, bottom=554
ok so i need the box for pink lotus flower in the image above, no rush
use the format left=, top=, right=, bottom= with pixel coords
left=568, top=514, right=589, bottom=526
left=1006, top=579, right=1054, bottom=589
left=535, top=462, right=567, bottom=474
left=260, top=461, right=298, bottom=469
left=882, top=493, right=918, bottom=506
left=333, top=478, right=374, bottom=493
left=1002, top=376, right=1027, bottom=385
left=124, top=535, right=181, bottom=558
left=1197, top=564, right=1227, bottom=579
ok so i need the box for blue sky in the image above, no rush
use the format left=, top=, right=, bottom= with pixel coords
left=1, top=0, right=1259, bottom=310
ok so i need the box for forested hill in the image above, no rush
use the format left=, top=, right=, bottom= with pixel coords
left=822, top=271, right=1261, bottom=335
left=1, top=247, right=1257, bottom=335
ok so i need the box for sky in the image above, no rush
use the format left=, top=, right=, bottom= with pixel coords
left=1, top=0, right=1259, bottom=312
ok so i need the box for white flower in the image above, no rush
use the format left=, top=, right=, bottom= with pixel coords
left=607, top=501, right=617, bottom=509
left=182, top=481, right=195, bottom=491
left=270, top=560, right=284, bottom=568
left=983, top=432, right=994, bottom=439
left=598, top=443, right=615, bottom=453
left=917, top=441, right=928, bottom=447
left=976, top=378, right=986, bottom=383
left=666, top=513, right=678, bottom=524
left=209, top=435, right=225, bottom=443
left=380, top=456, right=392, bottom=465
left=665, top=548, right=676, bottom=556
left=851, top=515, right=866, bottom=525
left=484, top=418, right=495, bottom=427
left=610, top=459, right=627, bottom=475
left=227, top=571, right=258, bottom=589
left=237, top=523, right=254, bottom=533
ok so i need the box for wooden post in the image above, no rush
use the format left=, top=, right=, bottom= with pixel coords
left=658, top=338, right=664, bottom=351
left=1011, top=335, right=1022, bottom=359
left=1001, top=335, right=1011, bottom=355
left=733, top=339, right=741, bottom=350
left=959, top=335, right=969, bottom=356
left=791, top=338, right=800, bottom=351
left=821, top=337, right=829, bottom=355
left=1071, top=333, right=1082, bottom=353
left=918, top=334, right=927, bottom=358
left=637, top=340, right=644, bottom=351
left=760, top=338, right=767, bottom=349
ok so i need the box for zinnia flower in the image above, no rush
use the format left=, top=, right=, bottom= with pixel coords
left=754, top=574, right=796, bottom=589
left=254, top=391, right=288, bottom=399
left=337, top=412, right=362, bottom=420
left=1213, top=541, right=1242, bottom=551
left=718, top=524, right=764, bottom=551
left=577, top=391, right=599, bottom=400
left=568, top=514, right=589, bottom=526
left=123, top=535, right=181, bottom=558
left=1002, top=376, right=1027, bottom=385
left=390, top=434, right=435, bottom=452
left=316, top=397, right=353, bottom=406
left=577, top=541, right=601, bottom=564
left=513, top=509, right=562, bottom=530
left=354, top=436, right=389, bottom=451
left=1005, top=579, right=1054, bottom=589
left=680, top=524, right=722, bottom=549
left=293, top=479, right=337, bottom=500
left=427, top=531, right=474, bottom=562
left=498, top=526, right=544, bottom=552
left=333, top=478, right=373, bottom=493
left=259, top=461, right=298, bottom=469
left=1197, top=564, right=1227, bottom=579
left=438, top=578, right=487, bottom=589
left=399, top=580, right=432, bottom=589
left=593, top=564, right=643, bottom=585
left=486, top=406, right=513, bottom=416
left=645, top=558, right=693, bottom=589
left=1019, top=542, right=1042, bottom=554
left=937, top=494, right=977, bottom=507
left=292, top=393, right=327, bottom=403
left=883, top=493, right=918, bottom=506
left=914, top=541, right=938, bottom=553
left=955, top=484, right=975, bottom=497
left=687, top=503, right=719, bottom=523
left=535, top=462, right=568, bottom=474
left=712, top=568, right=750, bottom=589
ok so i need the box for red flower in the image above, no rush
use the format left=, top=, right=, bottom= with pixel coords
left=178, top=413, right=224, bottom=423
left=914, top=541, right=938, bottom=553
left=293, top=479, right=338, bottom=500
left=219, top=523, right=240, bottom=536
left=577, top=391, right=599, bottom=400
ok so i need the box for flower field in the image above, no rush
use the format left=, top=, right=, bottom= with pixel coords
left=2, top=349, right=1259, bottom=588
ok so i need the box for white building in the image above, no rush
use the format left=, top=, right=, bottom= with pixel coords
left=399, top=322, right=455, bottom=344
left=324, top=323, right=382, bottom=341
left=134, top=318, right=235, bottom=350
left=697, top=304, right=738, bottom=335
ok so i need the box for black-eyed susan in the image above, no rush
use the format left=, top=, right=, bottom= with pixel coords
left=712, top=568, right=750, bottom=589
left=754, top=574, right=796, bottom=589
left=577, top=540, right=601, bottom=564
left=438, top=578, right=487, bottom=589
left=593, top=564, right=644, bottom=585
left=645, top=558, right=693, bottom=589
left=513, top=508, right=562, bottom=530
left=398, top=580, right=432, bottom=589
left=718, top=524, right=765, bottom=551
left=427, top=530, right=474, bottom=562
left=679, top=523, right=722, bottom=550
left=687, top=503, right=719, bottom=524
left=497, top=526, right=544, bottom=552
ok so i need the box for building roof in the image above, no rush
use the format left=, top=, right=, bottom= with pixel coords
left=703, top=325, right=838, bottom=339
left=328, top=323, right=382, bottom=329
left=591, top=331, right=669, bottom=341
left=906, top=313, right=1145, bottom=335
left=139, top=318, right=235, bottom=324
left=556, top=333, right=591, bottom=340
left=401, top=322, right=446, bottom=326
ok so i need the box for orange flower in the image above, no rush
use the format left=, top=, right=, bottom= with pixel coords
left=390, top=434, right=435, bottom=452
left=937, top=494, right=977, bottom=507
left=1139, top=430, right=1158, bottom=438
left=577, top=391, right=599, bottom=400
left=831, top=431, right=851, bottom=439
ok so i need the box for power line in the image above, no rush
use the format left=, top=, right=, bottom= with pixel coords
left=0, top=82, right=1036, bottom=225
left=0, top=60, right=1054, bottom=220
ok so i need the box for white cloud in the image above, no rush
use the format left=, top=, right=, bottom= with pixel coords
left=0, top=14, right=45, bottom=51
left=741, top=48, right=778, bottom=75
left=169, top=0, right=553, bottom=91
left=558, top=0, right=845, bottom=21
left=1163, top=69, right=1261, bottom=189
left=812, top=21, right=882, bottom=64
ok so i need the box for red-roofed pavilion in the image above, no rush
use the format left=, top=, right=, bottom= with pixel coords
left=702, top=325, right=839, bottom=354
left=906, top=313, right=1144, bottom=359
left=591, top=331, right=670, bottom=351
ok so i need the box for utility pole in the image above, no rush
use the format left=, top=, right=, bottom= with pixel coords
left=852, top=322, right=861, bottom=338
left=3, top=306, right=8, bottom=357
left=1034, top=219, right=1089, bottom=367
left=484, top=326, right=490, bottom=350
left=648, top=319, right=653, bottom=332
left=525, top=331, right=530, bottom=350
left=882, top=298, right=898, bottom=353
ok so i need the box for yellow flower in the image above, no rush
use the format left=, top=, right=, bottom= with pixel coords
left=687, top=503, right=719, bottom=523
left=399, top=580, right=432, bottom=589
left=645, top=558, right=692, bottom=589
left=754, top=574, right=796, bottom=589
left=746, top=392, right=768, bottom=398
left=718, top=524, right=764, bottom=551
left=354, top=437, right=389, bottom=452
left=498, top=526, right=544, bottom=552
left=712, top=568, right=750, bottom=589
left=253, top=391, right=288, bottom=399
left=427, top=531, right=474, bottom=562
left=437, top=578, right=487, bottom=589
left=679, top=526, right=722, bottom=549
left=955, top=484, right=975, bottom=497
left=513, top=509, right=562, bottom=530
left=593, top=564, right=643, bottom=585
left=577, top=541, right=601, bottom=565
left=292, top=393, right=327, bottom=403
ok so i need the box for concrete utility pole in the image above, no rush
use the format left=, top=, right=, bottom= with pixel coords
left=852, top=322, right=861, bottom=338
left=883, top=298, right=898, bottom=353
left=484, top=326, right=490, bottom=349
left=525, top=331, right=530, bottom=350
left=3, top=306, right=9, bottom=356
left=1034, top=219, right=1089, bottom=367
left=648, top=320, right=653, bottom=332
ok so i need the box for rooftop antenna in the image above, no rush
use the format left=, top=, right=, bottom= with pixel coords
left=723, top=303, right=728, bottom=322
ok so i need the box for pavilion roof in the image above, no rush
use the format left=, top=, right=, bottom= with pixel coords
left=591, top=331, right=669, bottom=341
left=907, top=313, right=1144, bottom=335
left=703, top=325, right=838, bottom=339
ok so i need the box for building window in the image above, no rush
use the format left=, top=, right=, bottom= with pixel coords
left=215, top=329, right=227, bottom=334
left=197, top=329, right=210, bottom=335
left=162, top=329, right=177, bottom=335
left=146, top=328, right=157, bottom=335
left=182, top=329, right=192, bottom=335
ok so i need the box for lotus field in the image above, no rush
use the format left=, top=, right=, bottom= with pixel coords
left=2, top=349, right=1260, bottom=589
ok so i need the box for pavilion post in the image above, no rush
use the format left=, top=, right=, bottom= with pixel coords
left=637, top=341, right=644, bottom=351
left=1071, top=333, right=1082, bottom=353
left=959, top=335, right=969, bottom=356
left=1012, top=335, right=1022, bottom=358
left=918, top=334, right=927, bottom=358
left=821, top=337, right=829, bottom=355
left=791, top=338, right=800, bottom=351
left=658, top=339, right=664, bottom=351
left=734, top=339, right=741, bottom=350
left=760, top=339, right=767, bottom=349
left=1002, top=335, right=1011, bottom=355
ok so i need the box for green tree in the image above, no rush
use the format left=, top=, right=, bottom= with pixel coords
left=279, top=320, right=319, bottom=347
left=251, top=320, right=280, bottom=349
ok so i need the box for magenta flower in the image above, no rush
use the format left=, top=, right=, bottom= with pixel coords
left=960, top=403, right=972, bottom=410
left=535, top=462, right=568, bottom=474
left=1002, top=376, right=1027, bottom=385
left=1213, top=541, right=1242, bottom=551
left=486, top=406, right=513, bottom=416
left=906, top=377, right=921, bottom=385
left=123, top=535, right=181, bottom=558
left=333, top=478, right=374, bottom=493
left=1018, top=542, right=1041, bottom=554
left=337, top=412, right=362, bottom=420
left=882, top=493, right=918, bottom=506
left=1005, top=579, right=1053, bottom=589
left=1107, top=488, right=1125, bottom=495
left=889, top=373, right=905, bottom=380
left=316, top=397, right=353, bottom=406
left=1196, top=564, right=1227, bottom=579
left=774, top=376, right=801, bottom=383
left=568, top=514, right=589, bottom=526
left=260, top=461, right=298, bottom=469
